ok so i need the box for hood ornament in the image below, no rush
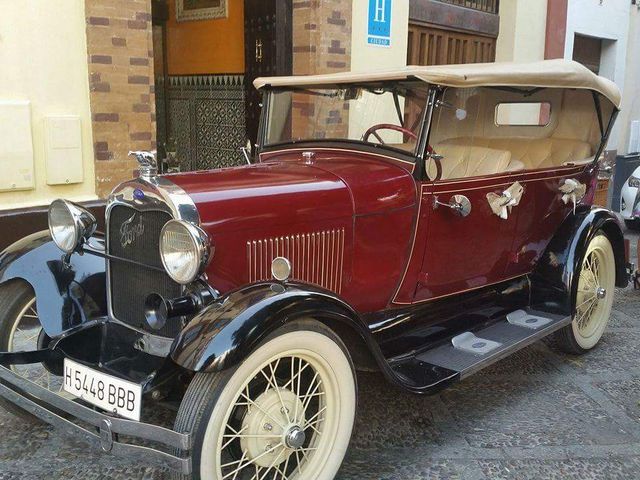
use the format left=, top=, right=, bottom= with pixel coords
left=128, top=150, right=157, bottom=178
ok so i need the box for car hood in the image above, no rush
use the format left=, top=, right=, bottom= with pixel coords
left=166, top=161, right=352, bottom=233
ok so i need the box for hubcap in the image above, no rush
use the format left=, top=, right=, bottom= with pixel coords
left=285, top=426, right=306, bottom=449
left=597, top=287, right=607, bottom=299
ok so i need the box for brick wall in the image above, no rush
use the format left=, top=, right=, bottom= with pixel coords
left=291, top=0, right=352, bottom=139
left=84, top=0, right=156, bottom=197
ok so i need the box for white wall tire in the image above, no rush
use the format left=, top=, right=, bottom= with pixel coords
left=555, top=233, right=616, bottom=354
left=173, top=320, right=357, bottom=480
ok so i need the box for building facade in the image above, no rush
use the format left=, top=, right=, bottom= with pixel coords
left=2, top=0, right=640, bottom=248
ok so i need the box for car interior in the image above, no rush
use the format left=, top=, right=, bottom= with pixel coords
left=427, top=87, right=610, bottom=180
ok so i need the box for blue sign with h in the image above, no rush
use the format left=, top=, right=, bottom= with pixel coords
left=367, top=0, right=392, bottom=47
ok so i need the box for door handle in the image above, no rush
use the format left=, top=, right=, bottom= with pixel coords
left=433, top=194, right=472, bottom=217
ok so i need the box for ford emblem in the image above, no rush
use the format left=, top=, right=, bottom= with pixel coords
left=133, top=188, right=145, bottom=200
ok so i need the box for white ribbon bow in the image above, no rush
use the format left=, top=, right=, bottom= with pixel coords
left=559, top=178, right=586, bottom=214
left=487, top=182, right=524, bottom=220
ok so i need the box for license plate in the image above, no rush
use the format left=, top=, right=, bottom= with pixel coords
left=63, top=359, right=143, bottom=421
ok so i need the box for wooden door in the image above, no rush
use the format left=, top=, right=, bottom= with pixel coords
left=244, top=0, right=292, bottom=146
left=407, top=24, right=496, bottom=66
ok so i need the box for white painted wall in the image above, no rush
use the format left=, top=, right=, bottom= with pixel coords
left=565, top=0, right=631, bottom=151
left=496, top=0, right=548, bottom=63
left=0, top=0, right=96, bottom=210
left=617, top=6, right=640, bottom=155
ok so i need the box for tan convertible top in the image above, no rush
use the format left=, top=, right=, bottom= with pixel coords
left=254, top=59, right=621, bottom=108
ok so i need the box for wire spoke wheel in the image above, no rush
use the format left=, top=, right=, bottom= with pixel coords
left=7, top=296, right=62, bottom=393
left=571, top=234, right=615, bottom=350
left=175, top=322, right=356, bottom=480
left=217, top=354, right=329, bottom=480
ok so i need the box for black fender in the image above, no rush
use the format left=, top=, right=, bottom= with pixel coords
left=170, top=282, right=385, bottom=373
left=530, top=206, right=627, bottom=316
left=0, top=231, right=107, bottom=338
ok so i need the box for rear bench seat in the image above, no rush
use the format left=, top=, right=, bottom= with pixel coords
left=430, top=144, right=512, bottom=180
left=441, top=136, right=593, bottom=171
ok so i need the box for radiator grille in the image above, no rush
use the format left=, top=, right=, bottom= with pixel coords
left=247, top=229, right=345, bottom=293
left=108, top=205, right=182, bottom=337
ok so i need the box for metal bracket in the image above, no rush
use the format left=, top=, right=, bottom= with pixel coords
left=433, top=194, right=472, bottom=217
left=100, top=419, right=114, bottom=452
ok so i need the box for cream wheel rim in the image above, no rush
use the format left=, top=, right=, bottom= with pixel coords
left=572, top=236, right=615, bottom=349
left=215, top=350, right=341, bottom=479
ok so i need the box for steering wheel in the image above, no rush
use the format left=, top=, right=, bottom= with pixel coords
left=363, top=123, right=441, bottom=180
left=363, top=124, right=418, bottom=144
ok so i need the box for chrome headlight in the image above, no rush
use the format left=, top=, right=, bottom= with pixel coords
left=48, top=199, right=97, bottom=254
left=159, top=220, right=211, bottom=284
left=629, top=176, right=640, bottom=188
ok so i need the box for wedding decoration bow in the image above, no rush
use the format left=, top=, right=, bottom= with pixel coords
left=559, top=178, right=586, bottom=214
left=486, top=182, right=524, bottom=220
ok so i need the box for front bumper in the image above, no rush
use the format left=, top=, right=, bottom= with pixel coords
left=0, top=353, right=192, bottom=474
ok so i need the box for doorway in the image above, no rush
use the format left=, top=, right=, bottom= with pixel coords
left=150, top=0, right=292, bottom=173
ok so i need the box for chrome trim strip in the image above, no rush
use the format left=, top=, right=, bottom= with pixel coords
left=0, top=365, right=191, bottom=474
left=247, top=230, right=345, bottom=294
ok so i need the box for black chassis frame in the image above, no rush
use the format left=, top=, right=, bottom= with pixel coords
left=0, top=200, right=629, bottom=473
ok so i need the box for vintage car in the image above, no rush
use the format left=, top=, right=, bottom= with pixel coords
left=0, top=59, right=628, bottom=479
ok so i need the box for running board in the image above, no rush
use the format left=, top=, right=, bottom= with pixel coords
left=387, top=309, right=571, bottom=393
left=416, top=309, right=570, bottom=379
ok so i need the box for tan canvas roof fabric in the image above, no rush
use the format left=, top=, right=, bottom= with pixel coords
left=254, top=59, right=621, bottom=108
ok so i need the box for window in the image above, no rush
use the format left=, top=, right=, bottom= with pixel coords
left=495, top=102, right=552, bottom=127
left=264, top=82, right=429, bottom=155
left=427, top=87, right=603, bottom=180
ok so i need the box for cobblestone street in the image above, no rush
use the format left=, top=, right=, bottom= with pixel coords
left=1, top=230, right=639, bottom=480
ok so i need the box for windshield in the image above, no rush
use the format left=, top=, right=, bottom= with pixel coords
left=263, top=82, right=429, bottom=156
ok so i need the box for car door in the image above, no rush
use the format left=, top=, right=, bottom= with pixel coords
left=413, top=170, right=523, bottom=302
left=505, top=165, right=592, bottom=278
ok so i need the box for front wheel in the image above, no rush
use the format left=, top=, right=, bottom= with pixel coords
left=173, top=320, right=357, bottom=480
left=555, top=233, right=616, bottom=354
left=0, top=280, right=61, bottom=423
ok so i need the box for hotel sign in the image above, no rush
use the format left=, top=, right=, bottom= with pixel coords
left=367, top=0, right=392, bottom=47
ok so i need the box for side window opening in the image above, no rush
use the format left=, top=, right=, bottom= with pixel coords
left=427, top=87, right=608, bottom=181
left=495, top=102, right=552, bottom=127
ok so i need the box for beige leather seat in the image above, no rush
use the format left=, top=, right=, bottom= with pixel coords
left=430, top=144, right=512, bottom=180
left=442, top=136, right=592, bottom=170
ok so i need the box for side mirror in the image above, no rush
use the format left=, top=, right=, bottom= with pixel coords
left=241, top=139, right=253, bottom=164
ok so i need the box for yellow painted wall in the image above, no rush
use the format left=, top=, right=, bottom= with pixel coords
left=496, top=0, right=547, bottom=63
left=0, top=0, right=96, bottom=211
left=167, top=0, right=245, bottom=75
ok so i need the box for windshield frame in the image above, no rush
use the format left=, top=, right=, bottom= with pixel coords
left=256, top=81, right=433, bottom=162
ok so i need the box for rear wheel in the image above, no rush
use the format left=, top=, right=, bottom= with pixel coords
left=555, top=233, right=616, bottom=354
left=173, top=320, right=357, bottom=480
